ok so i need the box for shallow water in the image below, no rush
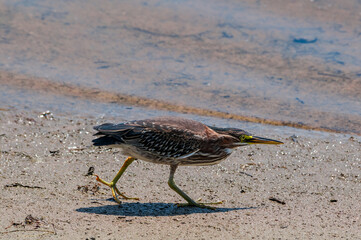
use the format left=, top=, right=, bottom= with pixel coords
left=0, top=0, right=360, bottom=134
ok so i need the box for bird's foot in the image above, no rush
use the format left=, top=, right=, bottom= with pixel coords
left=95, top=174, right=139, bottom=203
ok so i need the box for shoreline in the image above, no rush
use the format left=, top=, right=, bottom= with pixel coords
left=1, top=70, right=360, bottom=136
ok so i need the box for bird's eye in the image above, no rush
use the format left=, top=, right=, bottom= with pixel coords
left=239, top=135, right=252, bottom=142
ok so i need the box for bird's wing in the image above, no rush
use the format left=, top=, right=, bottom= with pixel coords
left=129, top=128, right=202, bottom=159
left=93, top=122, right=140, bottom=141
left=94, top=121, right=202, bottom=159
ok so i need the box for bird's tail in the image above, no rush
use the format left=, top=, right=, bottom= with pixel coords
left=92, top=136, right=121, bottom=146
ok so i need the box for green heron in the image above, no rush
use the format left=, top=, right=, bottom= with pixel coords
left=93, top=116, right=283, bottom=209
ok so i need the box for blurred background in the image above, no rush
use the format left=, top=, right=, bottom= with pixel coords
left=0, top=0, right=360, bottom=135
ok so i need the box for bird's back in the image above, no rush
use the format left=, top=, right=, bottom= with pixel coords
left=93, top=117, right=234, bottom=166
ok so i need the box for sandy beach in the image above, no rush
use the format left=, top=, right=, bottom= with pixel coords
left=0, top=109, right=360, bottom=239
left=1, top=0, right=361, bottom=239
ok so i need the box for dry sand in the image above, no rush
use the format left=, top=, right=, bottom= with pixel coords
left=0, top=110, right=360, bottom=239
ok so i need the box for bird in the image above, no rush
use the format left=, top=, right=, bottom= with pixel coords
left=92, top=116, right=283, bottom=209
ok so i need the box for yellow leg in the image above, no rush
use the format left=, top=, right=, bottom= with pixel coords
left=95, top=156, right=139, bottom=203
left=168, top=165, right=223, bottom=210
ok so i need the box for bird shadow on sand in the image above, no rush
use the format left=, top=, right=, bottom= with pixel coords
left=76, top=199, right=256, bottom=217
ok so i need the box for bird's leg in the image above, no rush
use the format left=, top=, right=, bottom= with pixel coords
left=168, top=165, right=222, bottom=210
left=95, top=156, right=139, bottom=203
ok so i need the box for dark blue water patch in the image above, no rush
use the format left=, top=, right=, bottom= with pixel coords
left=334, top=61, right=344, bottom=65
left=295, top=97, right=304, bottom=104
left=165, top=80, right=189, bottom=87
left=94, top=60, right=120, bottom=69
left=324, top=51, right=345, bottom=65
left=267, top=76, right=286, bottom=86
left=195, top=65, right=206, bottom=68
left=97, top=65, right=110, bottom=69
left=221, top=31, right=233, bottom=39
left=293, top=38, right=318, bottom=44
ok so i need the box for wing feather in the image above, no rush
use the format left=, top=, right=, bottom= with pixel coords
left=93, top=120, right=202, bottom=159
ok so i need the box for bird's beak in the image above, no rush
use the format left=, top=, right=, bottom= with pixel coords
left=246, top=136, right=283, bottom=145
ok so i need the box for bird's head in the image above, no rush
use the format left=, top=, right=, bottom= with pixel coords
left=209, top=126, right=283, bottom=147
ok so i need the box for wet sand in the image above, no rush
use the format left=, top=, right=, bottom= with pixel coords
left=1, top=0, right=361, bottom=134
left=1, top=70, right=356, bottom=135
left=0, top=109, right=360, bottom=239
